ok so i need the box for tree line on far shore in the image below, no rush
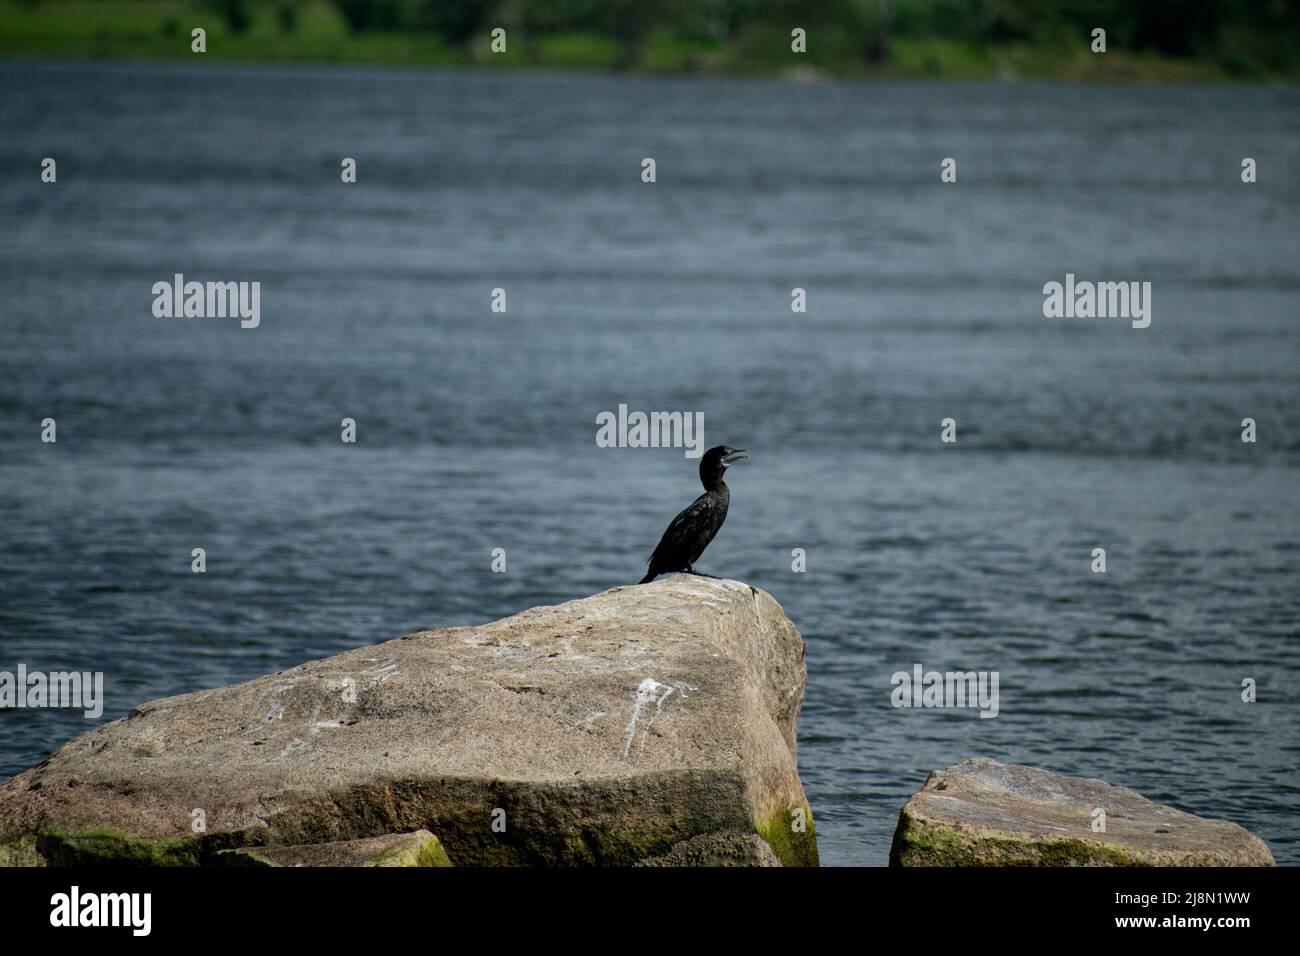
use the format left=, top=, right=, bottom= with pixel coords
left=183, top=0, right=1300, bottom=77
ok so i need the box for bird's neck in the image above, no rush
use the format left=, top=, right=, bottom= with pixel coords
left=701, top=475, right=728, bottom=494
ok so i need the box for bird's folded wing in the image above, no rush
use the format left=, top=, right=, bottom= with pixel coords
left=649, top=492, right=716, bottom=562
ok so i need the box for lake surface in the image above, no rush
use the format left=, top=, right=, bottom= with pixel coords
left=1, top=59, right=1297, bottom=865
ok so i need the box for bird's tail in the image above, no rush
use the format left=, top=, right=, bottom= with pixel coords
left=638, top=569, right=657, bottom=584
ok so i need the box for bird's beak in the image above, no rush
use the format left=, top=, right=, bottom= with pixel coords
left=722, top=449, right=748, bottom=466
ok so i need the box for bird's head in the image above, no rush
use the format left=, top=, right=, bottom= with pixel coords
left=700, top=445, right=747, bottom=487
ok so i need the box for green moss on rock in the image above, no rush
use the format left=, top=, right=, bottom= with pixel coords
left=0, top=836, right=44, bottom=867
left=890, top=818, right=1147, bottom=867
left=371, top=836, right=451, bottom=868
left=30, top=825, right=256, bottom=867
left=34, top=827, right=206, bottom=866
left=754, top=801, right=819, bottom=867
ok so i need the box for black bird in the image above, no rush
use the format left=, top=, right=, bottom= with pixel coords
left=639, top=446, right=747, bottom=584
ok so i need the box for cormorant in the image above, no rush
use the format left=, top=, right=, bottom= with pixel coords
left=639, top=445, right=747, bottom=584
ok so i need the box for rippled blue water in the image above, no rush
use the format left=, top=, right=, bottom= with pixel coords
left=1, top=60, right=1297, bottom=865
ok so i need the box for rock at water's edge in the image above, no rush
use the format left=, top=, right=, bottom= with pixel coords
left=890, top=757, right=1274, bottom=866
left=0, top=577, right=816, bottom=867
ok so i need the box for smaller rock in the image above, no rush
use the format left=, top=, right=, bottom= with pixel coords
left=216, top=830, right=450, bottom=867
left=891, top=757, right=1275, bottom=866
left=636, top=831, right=782, bottom=867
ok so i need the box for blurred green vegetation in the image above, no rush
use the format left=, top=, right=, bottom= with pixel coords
left=0, top=0, right=1296, bottom=81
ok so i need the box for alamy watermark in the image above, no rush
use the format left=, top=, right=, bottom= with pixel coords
left=596, top=404, right=704, bottom=458
left=891, top=664, right=999, bottom=718
left=0, top=664, right=103, bottom=719
left=152, top=274, right=260, bottom=329
left=50, top=886, right=150, bottom=936
left=1042, top=273, right=1151, bottom=329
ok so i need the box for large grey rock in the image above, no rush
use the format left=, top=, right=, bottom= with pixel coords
left=0, top=576, right=817, bottom=866
left=890, top=757, right=1274, bottom=866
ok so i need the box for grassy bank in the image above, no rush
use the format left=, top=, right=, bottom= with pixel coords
left=0, top=0, right=1293, bottom=83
